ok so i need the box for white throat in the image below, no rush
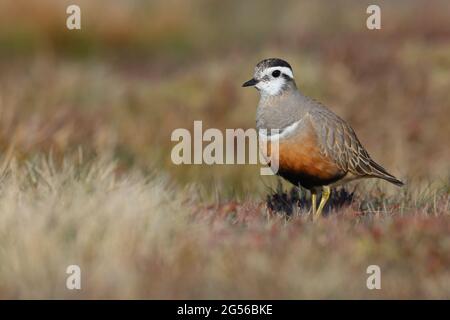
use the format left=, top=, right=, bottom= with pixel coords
left=256, top=78, right=285, bottom=96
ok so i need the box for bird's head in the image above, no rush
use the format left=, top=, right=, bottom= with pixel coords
left=242, top=58, right=296, bottom=96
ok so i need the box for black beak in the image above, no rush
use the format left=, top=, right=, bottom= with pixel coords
left=242, top=78, right=259, bottom=87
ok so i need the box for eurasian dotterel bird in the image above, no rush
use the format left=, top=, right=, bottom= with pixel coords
left=242, top=58, right=403, bottom=220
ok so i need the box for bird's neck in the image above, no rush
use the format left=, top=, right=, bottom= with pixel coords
left=256, top=85, right=308, bottom=132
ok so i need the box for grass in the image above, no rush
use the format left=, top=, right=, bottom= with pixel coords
left=0, top=0, right=449, bottom=299
left=0, top=157, right=448, bottom=299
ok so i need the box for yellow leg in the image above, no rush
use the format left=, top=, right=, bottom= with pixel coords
left=314, top=186, right=331, bottom=221
left=311, top=192, right=317, bottom=216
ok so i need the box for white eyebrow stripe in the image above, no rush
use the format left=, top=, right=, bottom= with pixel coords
left=264, top=66, right=294, bottom=79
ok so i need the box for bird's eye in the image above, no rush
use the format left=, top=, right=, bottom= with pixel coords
left=272, top=70, right=281, bottom=77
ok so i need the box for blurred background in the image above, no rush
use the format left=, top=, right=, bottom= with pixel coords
left=0, top=0, right=449, bottom=196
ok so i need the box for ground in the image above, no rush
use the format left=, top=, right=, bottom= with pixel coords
left=0, top=157, right=448, bottom=299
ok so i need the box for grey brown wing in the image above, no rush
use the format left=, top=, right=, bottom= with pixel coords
left=310, top=106, right=403, bottom=186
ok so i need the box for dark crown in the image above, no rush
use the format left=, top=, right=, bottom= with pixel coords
left=256, top=58, right=292, bottom=71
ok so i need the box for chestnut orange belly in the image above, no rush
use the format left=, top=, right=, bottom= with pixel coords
left=278, top=138, right=345, bottom=189
left=262, top=124, right=345, bottom=189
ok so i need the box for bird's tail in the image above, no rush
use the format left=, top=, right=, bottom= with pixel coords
left=369, top=159, right=404, bottom=187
